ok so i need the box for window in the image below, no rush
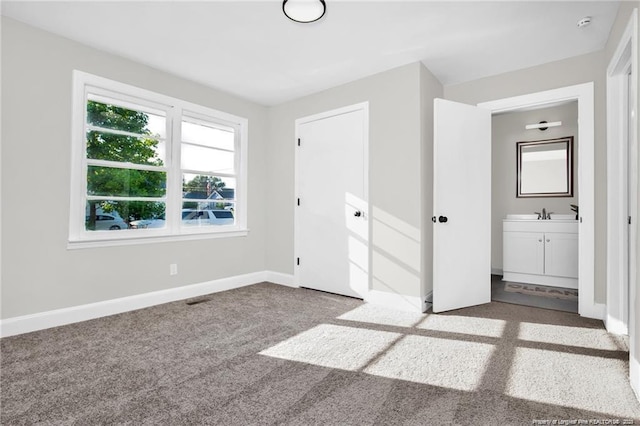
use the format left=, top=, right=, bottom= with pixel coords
left=70, top=71, right=248, bottom=247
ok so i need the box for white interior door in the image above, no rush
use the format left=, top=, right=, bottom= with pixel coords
left=295, top=104, right=368, bottom=298
left=433, top=98, right=491, bottom=312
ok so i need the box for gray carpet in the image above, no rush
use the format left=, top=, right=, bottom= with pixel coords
left=2, top=283, right=639, bottom=425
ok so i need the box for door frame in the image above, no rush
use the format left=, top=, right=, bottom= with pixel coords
left=606, top=8, right=639, bottom=398
left=478, top=82, right=598, bottom=319
left=606, top=9, right=638, bottom=337
left=293, top=102, right=370, bottom=290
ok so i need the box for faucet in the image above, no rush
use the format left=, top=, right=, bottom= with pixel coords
left=534, top=208, right=554, bottom=220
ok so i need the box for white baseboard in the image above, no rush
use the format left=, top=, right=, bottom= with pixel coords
left=631, top=355, right=640, bottom=403
left=264, top=270, right=297, bottom=288
left=0, top=270, right=295, bottom=338
left=365, top=289, right=426, bottom=313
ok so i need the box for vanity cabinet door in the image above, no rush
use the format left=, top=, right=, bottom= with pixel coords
left=544, top=232, right=579, bottom=278
left=503, top=231, right=544, bottom=275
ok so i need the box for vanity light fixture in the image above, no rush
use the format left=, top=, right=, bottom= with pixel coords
left=525, top=121, right=562, bottom=131
left=283, top=0, right=326, bottom=23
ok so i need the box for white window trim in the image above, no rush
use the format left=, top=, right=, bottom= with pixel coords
left=69, top=71, right=249, bottom=248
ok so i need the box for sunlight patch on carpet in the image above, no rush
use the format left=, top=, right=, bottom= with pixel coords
left=416, top=315, right=506, bottom=338
left=259, top=324, right=401, bottom=371
left=337, top=304, right=426, bottom=328
left=364, top=335, right=495, bottom=391
left=518, top=322, right=622, bottom=350
left=507, top=347, right=634, bottom=418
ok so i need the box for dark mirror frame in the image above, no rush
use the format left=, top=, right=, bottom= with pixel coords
left=516, top=136, right=574, bottom=198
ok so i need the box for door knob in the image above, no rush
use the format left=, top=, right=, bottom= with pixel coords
left=354, top=211, right=362, bottom=217
left=438, top=216, right=448, bottom=223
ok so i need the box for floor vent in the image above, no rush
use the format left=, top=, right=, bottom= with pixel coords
left=186, top=297, right=211, bottom=306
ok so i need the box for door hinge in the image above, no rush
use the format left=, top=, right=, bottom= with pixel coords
left=297, top=138, right=301, bottom=146
left=629, top=216, right=632, bottom=225
left=297, top=198, right=300, bottom=206
left=297, top=257, right=300, bottom=266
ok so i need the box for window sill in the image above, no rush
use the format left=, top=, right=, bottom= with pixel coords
left=67, top=229, right=250, bottom=250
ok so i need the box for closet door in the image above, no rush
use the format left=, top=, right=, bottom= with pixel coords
left=295, top=104, right=369, bottom=299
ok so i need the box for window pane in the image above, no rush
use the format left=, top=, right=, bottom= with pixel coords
left=87, top=131, right=165, bottom=166
left=181, top=144, right=234, bottom=174
left=85, top=201, right=165, bottom=231
left=87, top=166, right=166, bottom=198
left=87, top=99, right=166, bottom=138
left=182, top=120, right=234, bottom=151
left=182, top=174, right=235, bottom=205
left=181, top=205, right=235, bottom=227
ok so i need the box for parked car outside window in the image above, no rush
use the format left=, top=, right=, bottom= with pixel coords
left=181, top=209, right=234, bottom=226
left=85, top=214, right=128, bottom=231
left=129, top=218, right=166, bottom=229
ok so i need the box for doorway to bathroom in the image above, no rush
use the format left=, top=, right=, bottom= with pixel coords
left=489, top=101, right=580, bottom=314
left=478, top=83, right=605, bottom=319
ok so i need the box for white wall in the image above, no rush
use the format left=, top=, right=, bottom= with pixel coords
left=491, top=102, right=579, bottom=272
left=445, top=50, right=607, bottom=302
left=266, top=62, right=442, bottom=302
left=0, top=17, right=269, bottom=319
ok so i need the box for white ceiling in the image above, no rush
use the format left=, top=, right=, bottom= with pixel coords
left=1, top=1, right=621, bottom=106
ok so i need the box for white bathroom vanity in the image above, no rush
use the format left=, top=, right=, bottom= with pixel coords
left=503, top=214, right=578, bottom=289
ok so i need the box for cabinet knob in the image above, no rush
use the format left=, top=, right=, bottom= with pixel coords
left=538, top=239, right=543, bottom=242
left=546, top=239, right=550, bottom=242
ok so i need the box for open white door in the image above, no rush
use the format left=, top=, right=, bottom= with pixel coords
left=433, top=98, right=491, bottom=312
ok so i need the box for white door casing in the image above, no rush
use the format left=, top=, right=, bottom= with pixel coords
left=606, top=7, right=639, bottom=400
left=433, top=98, right=492, bottom=313
left=607, top=9, right=638, bottom=336
left=294, top=103, right=369, bottom=298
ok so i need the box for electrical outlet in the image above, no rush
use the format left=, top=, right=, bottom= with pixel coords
left=170, top=264, right=178, bottom=275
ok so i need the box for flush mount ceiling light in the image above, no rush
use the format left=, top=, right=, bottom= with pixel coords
left=283, top=0, right=326, bottom=23
left=577, top=16, right=592, bottom=28
left=525, top=121, right=562, bottom=131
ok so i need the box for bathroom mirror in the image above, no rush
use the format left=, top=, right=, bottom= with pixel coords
left=516, top=136, right=573, bottom=198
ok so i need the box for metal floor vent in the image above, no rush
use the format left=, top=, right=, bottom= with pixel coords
left=186, top=297, right=211, bottom=306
